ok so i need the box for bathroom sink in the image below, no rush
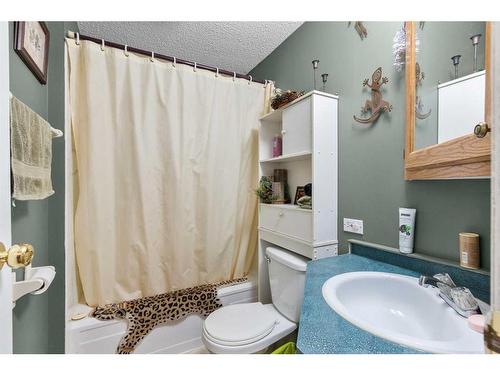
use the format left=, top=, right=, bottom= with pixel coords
left=322, top=271, right=484, bottom=353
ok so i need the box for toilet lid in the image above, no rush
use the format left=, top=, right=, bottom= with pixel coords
left=204, top=303, right=278, bottom=344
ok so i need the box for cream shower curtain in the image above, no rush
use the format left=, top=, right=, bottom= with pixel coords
left=67, top=39, right=271, bottom=306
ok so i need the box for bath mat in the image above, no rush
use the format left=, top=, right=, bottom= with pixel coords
left=90, top=277, right=248, bottom=354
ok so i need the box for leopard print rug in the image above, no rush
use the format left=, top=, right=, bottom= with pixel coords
left=90, top=278, right=247, bottom=354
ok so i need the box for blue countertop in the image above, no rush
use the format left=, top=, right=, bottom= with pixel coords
left=297, top=253, right=422, bottom=354
left=296, top=242, right=490, bottom=354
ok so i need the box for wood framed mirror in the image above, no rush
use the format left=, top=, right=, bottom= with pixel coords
left=404, top=21, right=491, bottom=180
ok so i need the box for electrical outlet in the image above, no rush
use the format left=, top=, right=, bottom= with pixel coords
left=343, top=218, right=364, bottom=235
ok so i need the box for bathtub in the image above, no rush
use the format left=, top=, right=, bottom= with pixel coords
left=66, top=280, right=257, bottom=354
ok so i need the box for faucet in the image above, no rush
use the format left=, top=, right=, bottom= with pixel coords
left=419, top=275, right=455, bottom=289
left=418, top=273, right=482, bottom=318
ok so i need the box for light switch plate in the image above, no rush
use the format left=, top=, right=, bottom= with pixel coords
left=343, top=218, right=364, bottom=235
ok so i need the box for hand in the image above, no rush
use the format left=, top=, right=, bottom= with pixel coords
left=362, top=78, right=369, bottom=86
left=382, top=77, right=389, bottom=84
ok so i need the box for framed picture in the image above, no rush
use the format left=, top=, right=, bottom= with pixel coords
left=294, top=186, right=306, bottom=205
left=13, top=22, right=50, bottom=84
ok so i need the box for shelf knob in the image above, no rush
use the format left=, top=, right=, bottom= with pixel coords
left=474, top=122, right=490, bottom=138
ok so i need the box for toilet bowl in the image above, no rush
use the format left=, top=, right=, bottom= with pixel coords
left=202, top=302, right=296, bottom=354
left=202, top=246, right=308, bottom=354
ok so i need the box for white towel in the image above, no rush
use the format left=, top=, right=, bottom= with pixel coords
left=10, top=95, right=54, bottom=200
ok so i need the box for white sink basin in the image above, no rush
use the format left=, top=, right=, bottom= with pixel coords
left=322, top=271, right=484, bottom=353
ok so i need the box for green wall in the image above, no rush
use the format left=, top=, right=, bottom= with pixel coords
left=9, top=21, right=78, bottom=354
left=250, top=22, right=490, bottom=269
left=416, top=22, right=485, bottom=149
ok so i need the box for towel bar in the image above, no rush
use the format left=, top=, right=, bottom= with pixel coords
left=9, top=91, right=64, bottom=138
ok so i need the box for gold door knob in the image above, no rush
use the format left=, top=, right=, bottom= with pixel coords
left=0, top=242, right=34, bottom=269
left=474, top=122, right=491, bottom=138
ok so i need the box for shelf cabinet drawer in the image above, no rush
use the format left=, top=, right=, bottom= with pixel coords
left=259, top=205, right=312, bottom=242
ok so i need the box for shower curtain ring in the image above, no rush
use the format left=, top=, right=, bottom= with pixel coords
left=150, top=51, right=155, bottom=62
left=124, top=45, right=129, bottom=57
left=233, top=72, right=236, bottom=81
left=193, top=62, right=197, bottom=72
left=101, top=39, right=105, bottom=51
left=172, top=57, right=176, bottom=67
left=248, top=75, right=253, bottom=85
left=215, top=67, right=219, bottom=77
left=75, top=32, right=80, bottom=45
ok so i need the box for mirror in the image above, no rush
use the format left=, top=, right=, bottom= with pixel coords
left=414, top=22, right=486, bottom=150
left=404, top=22, right=491, bottom=180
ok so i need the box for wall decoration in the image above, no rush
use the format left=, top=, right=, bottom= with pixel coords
left=255, top=176, right=273, bottom=204
left=353, top=67, right=393, bottom=124
left=271, top=88, right=304, bottom=110
left=349, top=22, right=368, bottom=40
left=393, top=24, right=420, bottom=72
left=321, top=73, right=329, bottom=91
left=415, top=62, right=431, bottom=120
left=451, top=54, right=462, bottom=79
left=470, top=33, right=482, bottom=72
left=294, top=186, right=306, bottom=205
left=312, top=59, right=320, bottom=89
left=13, top=22, right=50, bottom=84
left=273, top=169, right=290, bottom=203
left=304, top=183, right=312, bottom=197
left=272, top=182, right=286, bottom=204
left=297, top=183, right=312, bottom=209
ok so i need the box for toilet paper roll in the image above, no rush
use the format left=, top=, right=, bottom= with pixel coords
left=27, top=266, right=56, bottom=295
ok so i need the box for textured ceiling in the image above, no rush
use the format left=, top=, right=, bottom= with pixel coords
left=77, top=22, right=302, bottom=74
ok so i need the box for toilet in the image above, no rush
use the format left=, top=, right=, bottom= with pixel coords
left=202, top=246, right=308, bottom=354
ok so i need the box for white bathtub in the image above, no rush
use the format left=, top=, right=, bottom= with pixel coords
left=66, top=281, right=257, bottom=354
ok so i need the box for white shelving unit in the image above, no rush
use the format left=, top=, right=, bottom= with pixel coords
left=257, top=90, right=339, bottom=303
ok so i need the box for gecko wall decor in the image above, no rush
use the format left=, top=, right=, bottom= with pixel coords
left=415, top=62, right=431, bottom=120
left=348, top=21, right=368, bottom=40
left=353, top=67, right=393, bottom=124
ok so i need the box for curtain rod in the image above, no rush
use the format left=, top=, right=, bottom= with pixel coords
left=66, top=31, right=268, bottom=85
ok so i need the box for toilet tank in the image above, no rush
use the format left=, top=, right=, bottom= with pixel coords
left=265, top=246, right=308, bottom=323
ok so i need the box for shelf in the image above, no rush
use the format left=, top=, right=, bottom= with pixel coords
left=259, top=90, right=339, bottom=124
left=259, top=203, right=312, bottom=212
left=260, top=151, right=311, bottom=164
left=259, top=108, right=283, bottom=123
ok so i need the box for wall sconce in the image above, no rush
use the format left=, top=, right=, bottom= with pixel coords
left=451, top=55, right=462, bottom=79
left=470, top=34, right=482, bottom=72
left=312, top=59, right=320, bottom=89
left=321, top=73, right=329, bottom=91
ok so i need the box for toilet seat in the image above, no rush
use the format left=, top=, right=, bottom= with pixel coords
left=203, top=302, right=278, bottom=346
left=202, top=303, right=297, bottom=354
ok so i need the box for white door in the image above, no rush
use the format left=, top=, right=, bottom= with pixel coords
left=282, top=95, right=312, bottom=155
left=0, top=21, right=13, bottom=354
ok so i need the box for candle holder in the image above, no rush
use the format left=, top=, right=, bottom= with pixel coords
left=451, top=55, right=461, bottom=79
left=470, top=33, right=482, bottom=72
left=312, top=59, right=320, bottom=89
left=321, top=73, right=329, bottom=91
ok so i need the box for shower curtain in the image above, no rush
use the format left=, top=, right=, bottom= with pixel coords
left=67, top=39, right=272, bottom=306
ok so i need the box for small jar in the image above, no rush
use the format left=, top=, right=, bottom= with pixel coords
left=459, top=232, right=480, bottom=269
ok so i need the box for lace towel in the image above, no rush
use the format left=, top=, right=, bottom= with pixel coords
left=10, top=95, right=54, bottom=200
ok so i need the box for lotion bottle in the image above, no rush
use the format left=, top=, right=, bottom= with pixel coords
left=399, top=208, right=416, bottom=254
left=272, top=134, right=282, bottom=158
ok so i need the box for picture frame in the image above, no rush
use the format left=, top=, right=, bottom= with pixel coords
left=13, top=21, right=50, bottom=85
left=294, top=186, right=306, bottom=205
